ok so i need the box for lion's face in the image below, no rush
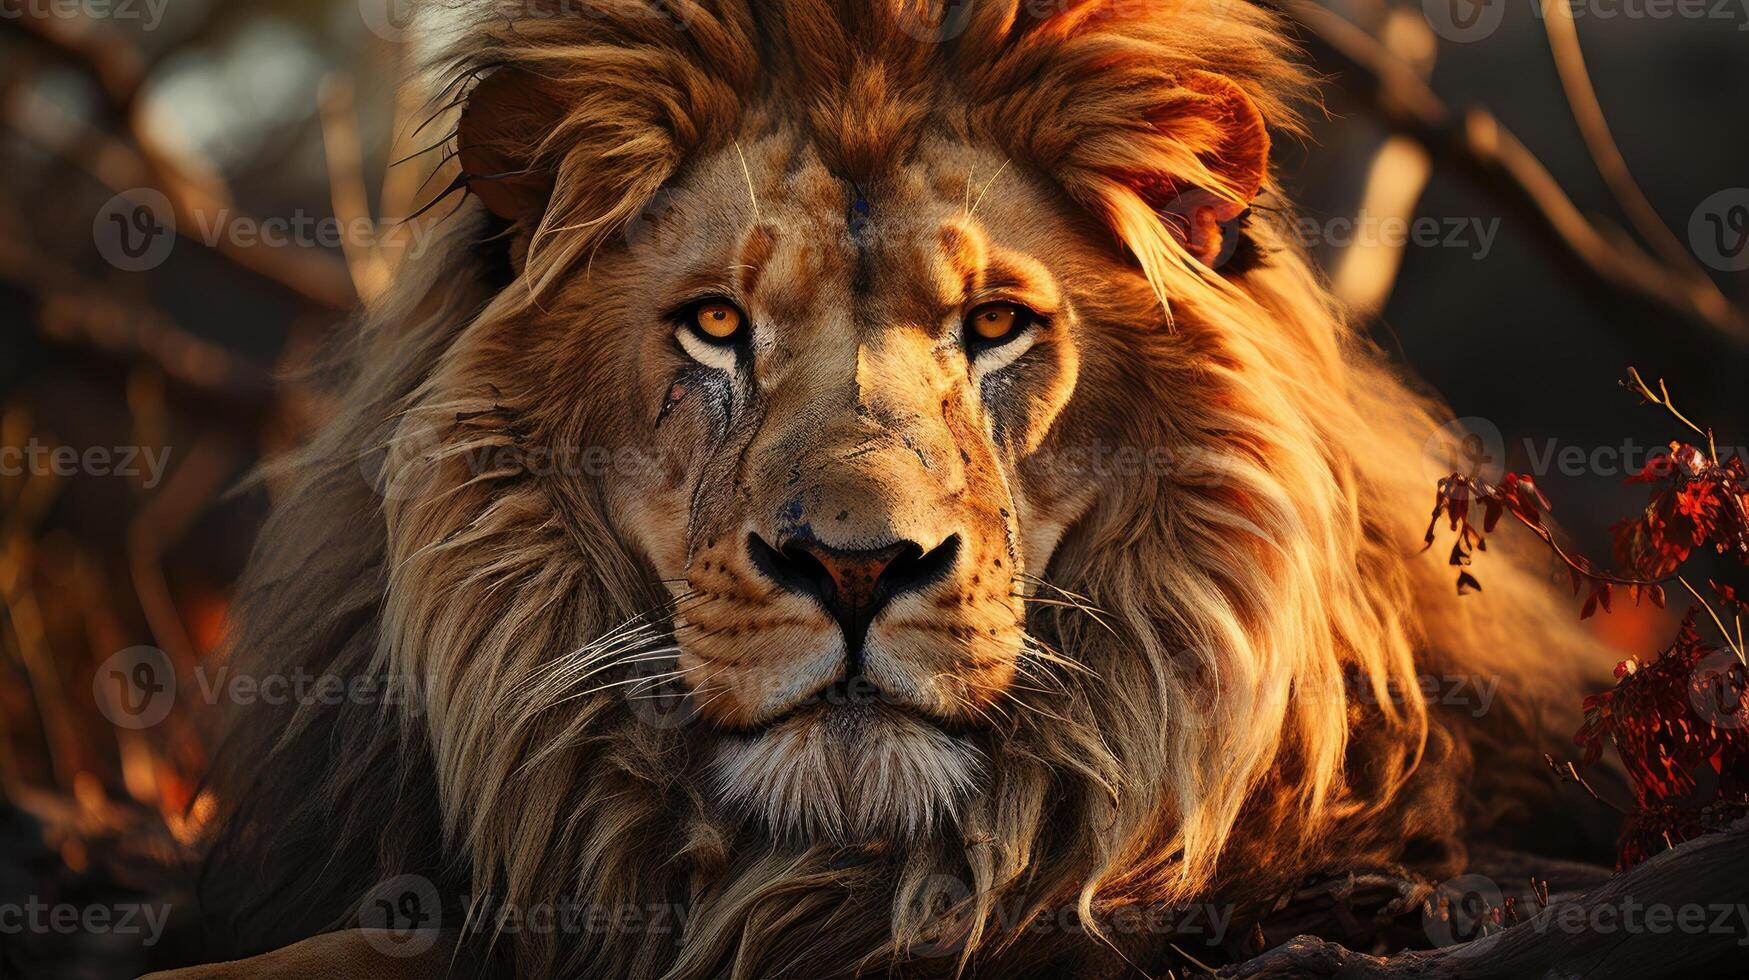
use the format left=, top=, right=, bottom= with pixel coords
left=213, top=8, right=1540, bottom=974
left=588, top=136, right=1096, bottom=839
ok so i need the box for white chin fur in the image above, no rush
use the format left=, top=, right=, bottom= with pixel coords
left=710, top=706, right=983, bottom=844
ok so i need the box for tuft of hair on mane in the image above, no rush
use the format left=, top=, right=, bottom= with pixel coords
left=198, top=2, right=1609, bottom=977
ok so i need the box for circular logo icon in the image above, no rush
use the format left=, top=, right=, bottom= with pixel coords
left=94, top=646, right=176, bottom=730
left=358, top=0, right=417, bottom=42
left=896, top=0, right=977, bottom=42
left=360, top=413, right=446, bottom=502
left=1167, top=652, right=1223, bottom=733
left=93, top=189, right=175, bottom=272
left=1688, top=188, right=1749, bottom=272
left=358, top=874, right=443, bottom=957
left=625, top=186, right=686, bottom=251
left=1689, top=650, right=1749, bottom=731
left=903, top=873, right=975, bottom=958
left=625, top=662, right=700, bottom=731
left=1422, top=416, right=1506, bottom=492
left=1423, top=873, right=1504, bottom=947
left=1422, top=0, right=1506, bottom=42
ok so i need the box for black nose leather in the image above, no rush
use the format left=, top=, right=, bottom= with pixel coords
left=747, top=532, right=961, bottom=656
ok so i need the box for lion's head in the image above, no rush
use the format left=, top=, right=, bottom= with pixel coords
left=205, top=2, right=1599, bottom=975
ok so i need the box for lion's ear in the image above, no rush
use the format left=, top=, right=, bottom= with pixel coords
left=1125, top=71, right=1270, bottom=269
left=456, top=68, right=562, bottom=224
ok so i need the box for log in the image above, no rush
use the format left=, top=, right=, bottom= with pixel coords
left=1213, top=824, right=1749, bottom=978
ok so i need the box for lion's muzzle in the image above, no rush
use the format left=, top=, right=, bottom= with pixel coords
left=745, top=531, right=962, bottom=660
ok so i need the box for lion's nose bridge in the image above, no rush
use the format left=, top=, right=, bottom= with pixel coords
left=770, top=419, right=950, bottom=550
left=756, top=359, right=959, bottom=552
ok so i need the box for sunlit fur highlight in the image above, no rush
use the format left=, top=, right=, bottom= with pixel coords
left=200, top=2, right=1608, bottom=977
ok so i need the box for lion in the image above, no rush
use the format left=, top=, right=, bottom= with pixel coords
left=171, top=1, right=1613, bottom=977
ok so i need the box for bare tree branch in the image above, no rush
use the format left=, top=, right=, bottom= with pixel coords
left=1540, top=0, right=1708, bottom=281
left=1285, top=0, right=1749, bottom=351
left=1, top=5, right=357, bottom=311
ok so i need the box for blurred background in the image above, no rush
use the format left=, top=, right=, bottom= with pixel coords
left=0, top=0, right=1744, bottom=972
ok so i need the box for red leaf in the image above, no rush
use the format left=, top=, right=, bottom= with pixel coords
left=1483, top=499, right=1504, bottom=532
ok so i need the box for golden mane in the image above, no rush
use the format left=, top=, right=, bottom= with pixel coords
left=200, top=2, right=1606, bottom=976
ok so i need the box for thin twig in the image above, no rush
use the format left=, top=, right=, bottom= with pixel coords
left=1540, top=0, right=1707, bottom=280
left=1284, top=0, right=1748, bottom=350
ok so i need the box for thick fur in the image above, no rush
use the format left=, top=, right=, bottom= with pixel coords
left=197, top=2, right=1610, bottom=977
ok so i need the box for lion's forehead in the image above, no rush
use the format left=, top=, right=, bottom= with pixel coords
left=647, top=137, right=1064, bottom=353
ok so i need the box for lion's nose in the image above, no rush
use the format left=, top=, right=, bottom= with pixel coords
left=747, top=532, right=961, bottom=655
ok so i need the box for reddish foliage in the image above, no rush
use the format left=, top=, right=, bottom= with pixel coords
left=1574, top=615, right=1749, bottom=867
left=1612, top=445, right=1748, bottom=579
left=1425, top=370, right=1749, bottom=868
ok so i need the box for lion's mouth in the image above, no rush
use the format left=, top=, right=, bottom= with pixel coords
left=710, top=676, right=976, bottom=739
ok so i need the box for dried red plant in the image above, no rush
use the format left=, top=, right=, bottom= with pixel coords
left=1427, top=368, right=1749, bottom=868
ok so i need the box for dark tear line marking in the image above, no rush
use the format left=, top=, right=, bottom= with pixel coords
left=656, top=380, right=689, bottom=427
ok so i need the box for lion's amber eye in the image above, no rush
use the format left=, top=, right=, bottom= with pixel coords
left=970, top=304, right=1017, bottom=340
left=965, top=302, right=1032, bottom=345
left=691, top=301, right=745, bottom=342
